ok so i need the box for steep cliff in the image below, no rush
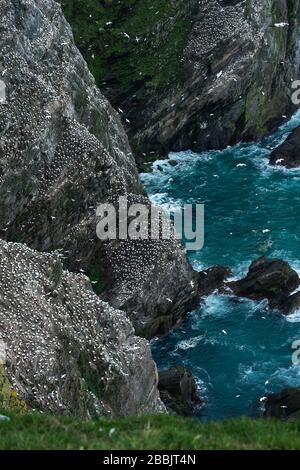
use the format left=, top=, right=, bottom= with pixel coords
left=0, top=239, right=165, bottom=418
left=0, top=0, right=198, bottom=338
left=62, top=0, right=300, bottom=164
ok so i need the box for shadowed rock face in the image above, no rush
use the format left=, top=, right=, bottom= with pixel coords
left=158, top=366, right=202, bottom=416
left=0, top=0, right=198, bottom=338
left=269, top=125, right=300, bottom=168
left=62, top=0, right=300, bottom=163
left=264, top=388, right=300, bottom=420
left=0, top=239, right=165, bottom=418
left=198, top=266, right=231, bottom=297
left=269, top=291, right=300, bottom=315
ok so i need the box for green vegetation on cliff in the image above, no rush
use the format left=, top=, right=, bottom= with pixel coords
left=0, top=367, right=27, bottom=414
left=61, top=0, right=194, bottom=101
left=61, top=0, right=300, bottom=160
left=1, top=411, right=300, bottom=450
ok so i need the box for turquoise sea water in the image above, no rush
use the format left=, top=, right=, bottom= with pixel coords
left=141, top=112, right=300, bottom=421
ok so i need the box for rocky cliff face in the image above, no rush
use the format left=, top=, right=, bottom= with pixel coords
left=0, top=0, right=198, bottom=338
left=0, top=239, right=165, bottom=418
left=62, top=0, right=300, bottom=164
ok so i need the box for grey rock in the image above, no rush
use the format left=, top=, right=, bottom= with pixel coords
left=264, top=388, right=300, bottom=420
left=140, top=0, right=299, bottom=160
left=0, top=0, right=198, bottom=338
left=269, top=125, right=300, bottom=168
left=158, top=366, right=202, bottom=417
left=107, top=237, right=200, bottom=339
left=64, top=0, right=300, bottom=161
left=0, top=239, right=165, bottom=418
left=198, top=266, right=231, bottom=297
left=228, top=257, right=299, bottom=301
left=228, top=256, right=300, bottom=315
left=270, top=291, right=300, bottom=314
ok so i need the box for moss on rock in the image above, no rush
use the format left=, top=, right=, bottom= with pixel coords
left=0, top=366, right=27, bottom=414
left=61, top=0, right=195, bottom=99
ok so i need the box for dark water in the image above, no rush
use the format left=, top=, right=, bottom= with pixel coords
left=141, top=112, right=300, bottom=421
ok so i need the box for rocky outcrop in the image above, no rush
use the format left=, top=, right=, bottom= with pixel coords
left=62, top=0, right=300, bottom=163
left=269, top=291, right=300, bottom=314
left=158, top=366, right=202, bottom=416
left=264, top=388, right=300, bottom=420
left=0, top=239, right=165, bottom=418
left=0, top=0, right=198, bottom=338
left=228, top=257, right=300, bottom=314
left=198, top=266, right=231, bottom=297
left=229, top=257, right=299, bottom=301
left=269, top=125, right=300, bottom=168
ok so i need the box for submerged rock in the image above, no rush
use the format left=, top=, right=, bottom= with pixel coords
left=0, top=239, right=165, bottom=418
left=269, top=125, right=300, bottom=168
left=63, top=0, right=300, bottom=161
left=264, top=388, right=300, bottom=420
left=228, top=257, right=299, bottom=302
left=158, top=366, right=202, bottom=416
left=0, top=0, right=198, bottom=338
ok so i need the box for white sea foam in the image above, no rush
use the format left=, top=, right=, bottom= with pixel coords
left=268, top=364, right=300, bottom=386
left=176, top=336, right=203, bottom=351
left=191, top=259, right=206, bottom=272
left=200, top=294, right=230, bottom=318
left=286, top=311, right=300, bottom=323
left=147, top=110, right=300, bottom=420
left=148, top=193, right=184, bottom=214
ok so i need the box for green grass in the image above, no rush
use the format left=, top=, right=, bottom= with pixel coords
left=1, top=411, right=300, bottom=450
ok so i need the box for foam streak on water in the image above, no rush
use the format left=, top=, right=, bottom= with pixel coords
left=143, top=112, right=300, bottom=421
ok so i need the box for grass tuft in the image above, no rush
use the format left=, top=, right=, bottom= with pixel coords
left=1, top=411, right=300, bottom=450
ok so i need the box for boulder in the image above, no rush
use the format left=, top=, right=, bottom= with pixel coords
left=264, top=388, right=300, bottom=421
left=269, top=126, right=300, bottom=168
left=228, top=257, right=299, bottom=302
left=198, top=266, right=231, bottom=297
left=270, top=292, right=300, bottom=315
left=158, top=366, right=202, bottom=416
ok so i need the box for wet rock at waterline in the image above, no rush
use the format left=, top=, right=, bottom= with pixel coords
left=264, top=388, right=300, bottom=421
left=198, top=266, right=231, bottom=297
left=228, top=257, right=300, bottom=311
left=270, top=292, right=300, bottom=315
left=158, top=366, right=202, bottom=417
left=269, top=125, right=300, bottom=168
